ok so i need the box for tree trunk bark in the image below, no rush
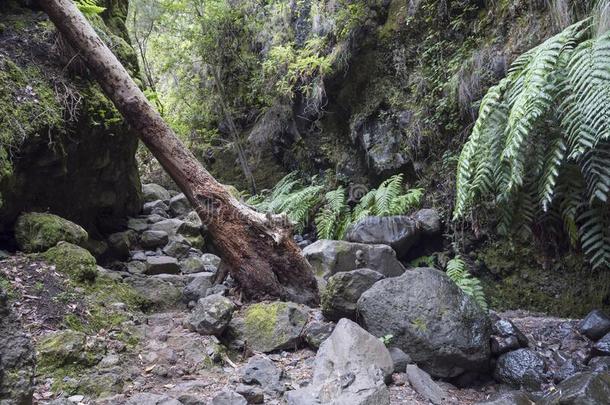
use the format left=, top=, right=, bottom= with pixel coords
left=39, top=0, right=319, bottom=305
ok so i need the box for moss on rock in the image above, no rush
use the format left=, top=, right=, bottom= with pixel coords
left=42, top=242, right=98, bottom=283
left=37, top=329, right=99, bottom=369
left=14, top=212, right=88, bottom=253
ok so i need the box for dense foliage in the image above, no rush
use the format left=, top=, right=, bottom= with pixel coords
left=248, top=173, right=423, bottom=240
left=454, top=15, right=610, bottom=269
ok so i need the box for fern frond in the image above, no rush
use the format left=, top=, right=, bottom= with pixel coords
left=446, top=256, right=488, bottom=311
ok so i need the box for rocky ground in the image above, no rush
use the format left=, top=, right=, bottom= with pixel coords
left=2, top=183, right=610, bottom=405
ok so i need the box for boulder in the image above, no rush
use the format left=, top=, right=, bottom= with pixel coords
left=235, top=384, right=264, bottom=404
left=494, top=349, right=546, bottom=390
left=145, top=256, right=181, bottom=275
left=0, top=288, right=35, bottom=404
left=180, top=256, right=207, bottom=274
left=143, top=199, right=169, bottom=215
left=42, top=242, right=98, bottom=282
left=187, top=295, right=235, bottom=336
left=302, top=240, right=405, bottom=279
left=285, top=319, right=392, bottom=405
left=211, top=391, right=248, bottom=405
left=183, top=273, right=216, bottom=303
left=475, top=391, right=534, bottom=405
left=142, top=183, right=171, bottom=203
left=345, top=216, right=420, bottom=257
left=201, top=253, right=221, bottom=268
left=589, top=356, right=610, bottom=372
left=150, top=218, right=184, bottom=237
left=491, top=317, right=529, bottom=355
left=14, top=212, right=88, bottom=253
left=406, top=364, right=447, bottom=405
left=107, top=230, right=137, bottom=260
left=162, top=235, right=191, bottom=259
left=357, top=267, right=491, bottom=378
left=226, top=302, right=310, bottom=353
left=126, top=260, right=147, bottom=275
left=578, top=310, right=610, bottom=341
left=127, top=217, right=149, bottom=232
left=169, top=193, right=191, bottom=217
left=38, top=329, right=100, bottom=368
left=303, top=310, right=335, bottom=349
left=554, top=359, right=584, bottom=383
left=538, top=372, right=610, bottom=404
left=240, top=355, right=284, bottom=396
left=593, top=332, right=610, bottom=356
left=389, top=347, right=411, bottom=373
left=125, top=276, right=183, bottom=309
left=321, top=268, right=384, bottom=321
left=412, top=209, right=442, bottom=236
left=140, top=230, right=169, bottom=249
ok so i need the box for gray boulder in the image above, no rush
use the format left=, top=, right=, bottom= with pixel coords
left=145, top=256, right=181, bottom=275
left=240, top=355, right=285, bottom=396
left=285, top=319, right=392, bottom=405
left=127, top=217, right=149, bottom=232
left=345, top=216, right=420, bottom=258
left=180, top=256, right=207, bottom=274
left=211, top=391, right=248, bottom=405
left=389, top=347, right=411, bottom=373
left=183, top=273, right=216, bottom=303
left=589, top=356, right=610, bottom=372
left=538, top=372, right=610, bottom=404
left=235, top=384, right=264, bottom=404
left=202, top=253, right=221, bottom=269
left=163, top=236, right=191, bottom=259
left=0, top=289, right=35, bottom=404
left=126, top=260, right=147, bottom=275
left=579, top=310, right=610, bottom=341
left=107, top=230, right=137, bottom=260
left=593, top=332, right=610, bottom=356
left=187, top=295, right=235, bottom=336
left=321, top=268, right=384, bottom=321
left=302, top=240, right=405, bottom=279
left=406, top=364, right=447, bottom=405
left=494, top=349, right=546, bottom=390
left=475, top=391, right=534, bottom=405
left=169, top=193, right=191, bottom=217
left=140, top=230, right=169, bottom=249
left=357, top=267, right=491, bottom=378
left=142, top=183, right=171, bottom=203
left=143, top=199, right=169, bottom=215
left=491, top=317, right=529, bottom=355
left=303, top=310, right=335, bottom=349
left=225, top=302, right=310, bottom=353
left=412, top=209, right=442, bottom=236
left=150, top=218, right=184, bottom=237
left=125, top=276, right=183, bottom=309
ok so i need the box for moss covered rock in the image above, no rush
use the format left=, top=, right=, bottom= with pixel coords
left=225, top=301, right=310, bottom=353
left=42, top=242, right=98, bottom=283
left=14, top=212, right=88, bottom=253
left=37, top=329, right=100, bottom=369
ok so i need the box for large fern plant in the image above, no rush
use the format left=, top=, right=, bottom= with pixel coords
left=249, top=173, right=423, bottom=240
left=446, top=256, right=488, bottom=311
left=454, top=17, right=610, bottom=269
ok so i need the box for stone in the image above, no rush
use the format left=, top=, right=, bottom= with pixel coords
left=0, top=288, right=35, bottom=404
left=183, top=273, right=216, bottom=302
left=14, top=212, right=88, bottom=253
left=38, top=329, right=100, bottom=368
left=302, top=240, right=405, bottom=279
left=42, top=242, right=98, bottom=282
left=202, top=253, right=221, bottom=268
left=538, top=372, right=610, bottom=404
left=169, top=193, right=191, bottom=217
left=99, top=354, right=120, bottom=368
left=77, top=372, right=124, bottom=397
left=406, top=364, right=447, bottom=405
left=163, top=236, right=191, bottom=259
left=125, top=393, right=182, bottom=405
left=554, top=358, right=583, bottom=383
left=145, top=256, right=180, bottom=275
left=143, top=199, right=169, bottom=215
left=226, top=302, right=310, bottom=353
left=412, top=208, right=442, bottom=236
left=150, top=218, right=184, bottom=237
left=589, top=356, right=610, bottom=372
left=211, top=391, right=248, bottom=405
left=593, top=332, right=610, bottom=356
left=240, top=355, right=284, bottom=395
left=142, top=183, right=171, bottom=203
left=578, top=310, right=610, bottom=341
left=494, top=349, right=546, bottom=390
left=125, top=276, right=183, bottom=309
left=187, top=294, right=235, bottom=336
left=285, top=319, right=392, bottom=405
left=126, top=260, right=147, bottom=275
left=180, top=256, right=207, bottom=274
left=127, top=217, right=149, bottom=232
left=235, top=384, right=264, bottom=404
left=303, top=310, right=335, bottom=349
left=389, top=347, right=411, bottom=373
left=492, top=317, right=529, bottom=347
left=475, top=391, right=534, bottom=405
left=321, top=268, right=384, bottom=321
left=140, top=230, right=169, bottom=249
left=107, top=230, right=137, bottom=260
left=345, top=215, right=420, bottom=257
left=358, top=267, right=491, bottom=378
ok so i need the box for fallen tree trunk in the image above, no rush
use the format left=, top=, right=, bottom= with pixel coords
left=38, top=0, right=319, bottom=305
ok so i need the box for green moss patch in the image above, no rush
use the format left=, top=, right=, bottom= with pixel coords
left=14, top=212, right=88, bottom=253
left=42, top=242, right=98, bottom=283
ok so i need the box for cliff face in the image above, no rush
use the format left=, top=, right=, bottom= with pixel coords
left=0, top=0, right=141, bottom=242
